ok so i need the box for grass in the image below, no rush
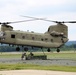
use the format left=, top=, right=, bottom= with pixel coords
left=0, top=51, right=76, bottom=72
left=0, top=63, right=76, bottom=72
left=0, top=53, right=21, bottom=58
left=47, top=53, right=76, bottom=60
left=0, top=51, right=76, bottom=60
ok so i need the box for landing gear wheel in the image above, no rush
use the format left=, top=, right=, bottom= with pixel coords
left=24, top=47, right=28, bottom=51
left=57, top=48, right=60, bottom=53
left=47, top=48, right=51, bottom=52
left=16, top=47, right=20, bottom=51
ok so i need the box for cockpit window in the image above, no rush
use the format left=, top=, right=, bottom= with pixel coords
left=0, top=31, right=5, bottom=37
left=0, top=31, right=5, bottom=40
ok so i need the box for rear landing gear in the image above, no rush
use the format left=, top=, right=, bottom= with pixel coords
left=57, top=48, right=60, bottom=52
left=47, top=48, right=51, bottom=52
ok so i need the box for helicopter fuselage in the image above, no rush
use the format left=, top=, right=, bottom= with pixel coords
left=0, top=29, right=68, bottom=48
left=0, top=23, right=68, bottom=52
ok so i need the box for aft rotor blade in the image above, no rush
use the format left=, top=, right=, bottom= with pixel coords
left=38, top=19, right=76, bottom=24
left=21, top=15, right=76, bottom=24
left=63, top=21, right=76, bottom=23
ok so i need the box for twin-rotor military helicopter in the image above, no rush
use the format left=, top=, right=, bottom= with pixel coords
left=0, top=16, right=76, bottom=52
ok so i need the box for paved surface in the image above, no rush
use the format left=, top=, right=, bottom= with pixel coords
left=0, top=70, right=76, bottom=75
left=0, top=58, right=76, bottom=66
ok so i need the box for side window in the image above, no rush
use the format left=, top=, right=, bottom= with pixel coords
left=22, top=36, right=25, bottom=39
left=11, top=34, right=15, bottom=38
left=51, top=39, right=53, bottom=42
left=41, top=38, right=44, bottom=41
left=45, top=38, right=48, bottom=41
left=32, top=37, right=35, bottom=40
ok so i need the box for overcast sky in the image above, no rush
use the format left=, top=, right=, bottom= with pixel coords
left=0, top=0, right=76, bottom=41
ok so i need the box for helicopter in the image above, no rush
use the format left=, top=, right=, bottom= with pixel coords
left=0, top=16, right=76, bottom=52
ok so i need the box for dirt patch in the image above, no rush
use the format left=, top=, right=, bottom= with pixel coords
left=0, top=70, right=76, bottom=75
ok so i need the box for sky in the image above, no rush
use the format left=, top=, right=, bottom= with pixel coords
left=0, top=0, right=76, bottom=41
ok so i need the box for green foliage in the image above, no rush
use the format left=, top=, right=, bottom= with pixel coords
left=0, top=52, right=76, bottom=72
left=0, top=43, right=76, bottom=52
left=0, top=46, right=16, bottom=52
left=47, top=53, right=76, bottom=60
left=0, top=52, right=76, bottom=60
left=0, top=64, right=76, bottom=72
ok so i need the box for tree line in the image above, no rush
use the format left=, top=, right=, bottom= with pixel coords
left=0, top=44, right=76, bottom=52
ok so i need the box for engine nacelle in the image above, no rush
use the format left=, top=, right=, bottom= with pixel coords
left=1, top=25, right=13, bottom=31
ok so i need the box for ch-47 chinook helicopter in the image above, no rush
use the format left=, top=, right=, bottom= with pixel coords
left=0, top=16, right=76, bottom=52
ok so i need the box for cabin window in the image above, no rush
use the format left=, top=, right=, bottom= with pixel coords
left=32, top=37, right=35, bottom=40
left=41, top=38, right=44, bottom=41
left=51, top=39, right=53, bottom=42
left=22, top=36, right=25, bottom=39
left=11, top=34, right=15, bottom=38
left=45, top=38, right=48, bottom=41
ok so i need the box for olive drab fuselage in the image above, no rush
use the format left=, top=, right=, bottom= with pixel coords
left=0, top=23, right=68, bottom=48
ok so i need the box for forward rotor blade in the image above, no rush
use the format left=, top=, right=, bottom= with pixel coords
left=21, top=16, right=63, bottom=23
left=9, top=19, right=38, bottom=24
left=21, top=15, right=38, bottom=19
left=21, top=15, right=46, bottom=20
left=0, top=19, right=38, bottom=25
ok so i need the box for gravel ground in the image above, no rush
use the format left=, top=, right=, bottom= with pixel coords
left=0, top=70, right=76, bottom=75
left=0, top=58, right=76, bottom=66
left=0, top=58, right=76, bottom=75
